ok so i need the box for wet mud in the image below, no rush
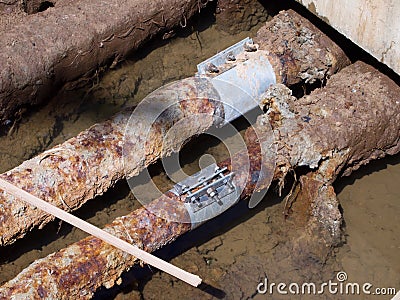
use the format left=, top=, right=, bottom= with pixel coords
left=126, top=154, right=400, bottom=300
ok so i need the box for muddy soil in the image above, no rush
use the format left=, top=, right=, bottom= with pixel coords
left=122, top=154, right=400, bottom=300
left=335, top=156, right=400, bottom=297
left=0, top=2, right=399, bottom=299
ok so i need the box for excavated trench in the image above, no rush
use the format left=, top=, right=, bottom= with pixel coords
left=0, top=1, right=399, bottom=299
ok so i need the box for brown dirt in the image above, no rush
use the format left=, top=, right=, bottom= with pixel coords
left=335, top=155, right=400, bottom=298
left=215, top=0, right=270, bottom=34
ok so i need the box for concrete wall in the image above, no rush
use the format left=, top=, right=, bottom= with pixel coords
left=296, top=0, right=400, bottom=75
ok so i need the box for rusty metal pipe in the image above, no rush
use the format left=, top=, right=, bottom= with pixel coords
left=0, top=78, right=222, bottom=247
left=0, top=129, right=265, bottom=299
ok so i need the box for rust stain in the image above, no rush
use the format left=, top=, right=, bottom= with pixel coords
left=0, top=124, right=269, bottom=298
left=0, top=80, right=221, bottom=247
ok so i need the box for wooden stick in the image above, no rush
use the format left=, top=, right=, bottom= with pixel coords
left=0, top=178, right=202, bottom=287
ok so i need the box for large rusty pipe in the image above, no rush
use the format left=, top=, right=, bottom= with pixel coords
left=0, top=127, right=266, bottom=299
left=0, top=79, right=223, bottom=247
left=2, top=61, right=400, bottom=298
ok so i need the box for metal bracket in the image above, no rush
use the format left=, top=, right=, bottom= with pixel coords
left=195, top=37, right=276, bottom=124
left=197, top=37, right=253, bottom=75
left=171, top=163, right=240, bottom=228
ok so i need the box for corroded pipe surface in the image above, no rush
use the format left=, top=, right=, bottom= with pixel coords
left=256, top=61, right=400, bottom=264
left=0, top=131, right=265, bottom=299
left=0, top=78, right=222, bottom=247
left=2, top=61, right=399, bottom=298
left=255, top=10, right=350, bottom=85
left=261, top=61, right=400, bottom=180
left=0, top=9, right=349, bottom=248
